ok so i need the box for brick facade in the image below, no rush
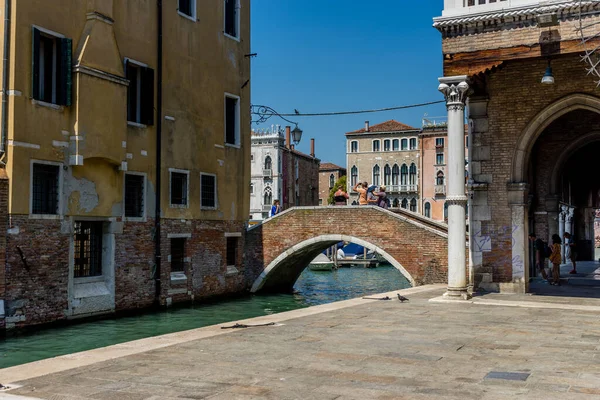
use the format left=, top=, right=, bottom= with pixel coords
left=244, top=207, right=451, bottom=292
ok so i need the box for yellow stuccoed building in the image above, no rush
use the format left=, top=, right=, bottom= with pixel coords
left=0, top=0, right=251, bottom=329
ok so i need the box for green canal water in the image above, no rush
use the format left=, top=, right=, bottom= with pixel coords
left=0, top=265, right=409, bottom=369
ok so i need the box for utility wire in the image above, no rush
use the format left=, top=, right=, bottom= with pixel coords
left=277, top=100, right=446, bottom=118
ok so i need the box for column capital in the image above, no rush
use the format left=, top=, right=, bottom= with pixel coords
left=446, top=195, right=468, bottom=206
left=438, top=76, right=470, bottom=109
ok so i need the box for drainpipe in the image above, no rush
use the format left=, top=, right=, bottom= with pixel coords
left=1, top=0, right=11, bottom=162
left=154, top=0, right=163, bottom=305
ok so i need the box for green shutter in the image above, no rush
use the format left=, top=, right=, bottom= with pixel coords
left=32, top=28, right=40, bottom=100
left=141, top=67, right=154, bottom=126
left=59, top=38, right=72, bottom=106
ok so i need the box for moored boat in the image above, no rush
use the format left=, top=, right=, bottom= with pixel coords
left=308, top=253, right=335, bottom=271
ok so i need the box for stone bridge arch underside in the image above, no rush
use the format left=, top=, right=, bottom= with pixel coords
left=244, top=206, right=450, bottom=293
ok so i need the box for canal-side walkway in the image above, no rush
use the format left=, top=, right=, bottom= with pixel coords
left=2, top=283, right=600, bottom=400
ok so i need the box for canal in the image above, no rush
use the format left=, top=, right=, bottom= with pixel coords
left=0, top=264, right=410, bottom=369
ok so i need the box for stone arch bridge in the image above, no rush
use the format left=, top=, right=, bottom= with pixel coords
left=244, top=206, right=450, bottom=293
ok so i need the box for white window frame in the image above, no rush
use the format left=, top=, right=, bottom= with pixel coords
left=409, top=137, right=418, bottom=150
left=372, top=139, right=380, bottom=152
left=383, top=139, right=391, bottom=152
left=200, top=172, right=218, bottom=210
left=350, top=140, right=358, bottom=153
left=223, top=0, right=241, bottom=42
left=29, top=159, right=64, bottom=220
left=169, top=168, right=190, bottom=208
left=224, top=92, right=241, bottom=148
left=178, top=0, right=197, bottom=22
left=123, top=171, right=147, bottom=222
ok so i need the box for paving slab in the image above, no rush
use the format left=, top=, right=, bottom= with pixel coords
left=2, top=283, right=600, bottom=399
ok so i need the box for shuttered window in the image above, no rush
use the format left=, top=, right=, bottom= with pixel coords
left=124, top=174, right=144, bottom=218
left=126, top=60, right=154, bottom=126
left=32, top=28, right=71, bottom=106
left=201, top=173, right=217, bottom=209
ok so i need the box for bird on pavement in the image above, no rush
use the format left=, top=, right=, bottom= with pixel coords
left=397, top=294, right=409, bottom=302
left=294, top=109, right=300, bottom=115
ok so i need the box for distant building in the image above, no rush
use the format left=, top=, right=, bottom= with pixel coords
left=419, top=118, right=468, bottom=222
left=346, top=120, right=421, bottom=210
left=318, top=163, right=346, bottom=205
left=250, top=126, right=320, bottom=221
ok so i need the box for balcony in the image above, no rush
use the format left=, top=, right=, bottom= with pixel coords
left=388, top=184, right=418, bottom=193
left=440, top=0, right=541, bottom=18
left=263, top=205, right=272, bottom=212
left=435, top=185, right=446, bottom=196
left=263, top=169, right=272, bottom=178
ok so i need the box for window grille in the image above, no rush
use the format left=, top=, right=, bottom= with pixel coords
left=74, top=221, right=103, bottom=278
left=32, top=163, right=59, bottom=215
left=201, top=174, right=217, bottom=209
left=125, top=174, right=144, bottom=217
left=171, top=238, right=185, bottom=272
left=171, top=172, right=188, bottom=205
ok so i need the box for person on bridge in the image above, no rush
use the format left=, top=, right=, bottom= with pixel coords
left=373, top=186, right=389, bottom=209
left=353, top=181, right=369, bottom=205
left=333, top=185, right=349, bottom=205
left=269, top=200, right=281, bottom=218
left=549, top=234, right=562, bottom=286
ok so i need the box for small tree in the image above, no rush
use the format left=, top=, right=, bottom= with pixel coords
left=327, top=175, right=347, bottom=205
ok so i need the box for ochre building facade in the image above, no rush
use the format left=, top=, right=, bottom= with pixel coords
left=0, top=0, right=251, bottom=330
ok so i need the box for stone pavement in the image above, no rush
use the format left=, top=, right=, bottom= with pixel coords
left=2, top=284, right=600, bottom=400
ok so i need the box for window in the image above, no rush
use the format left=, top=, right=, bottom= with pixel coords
left=410, top=138, right=417, bottom=150
left=384, top=164, right=391, bottom=185
left=264, top=187, right=272, bottom=206
left=444, top=202, right=448, bottom=220
left=436, top=138, right=445, bottom=147
left=372, top=165, right=380, bottom=186
left=178, top=0, right=196, bottom=19
left=226, top=237, right=238, bottom=266
left=372, top=140, right=380, bottom=152
left=264, top=156, right=272, bottom=170
left=392, top=164, right=399, bottom=185
left=250, top=184, right=254, bottom=194
left=392, top=139, right=399, bottom=151
left=201, top=173, right=217, bottom=209
left=171, top=238, right=186, bottom=272
left=225, top=94, right=240, bottom=146
left=124, top=174, right=144, bottom=218
left=410, top=198, right=417, bottom=212
left=424, top=202, right=431, bottom=218
left=351, top=166, right=358, bottom=187
left=384, top=140, right=391, bottom=152
left=392, top=198, right=399, bottom=208
left=401, top=198, right=408, bottom=209
left=170, top=170, right=189, bottom=207
left=32, top=27, right=72, bottom=106
left=319, top=199, right=323, bottom=205
left=409, top=164, right=417, bottom=185
left=32, top=163, right=60, bottom=215
left=224, top=0, right=239, bottom=39
left=126, top=59, right=154, bottom=125
left=251, top=154, right=254, bottom=161
left=400, top=164, right=408, bottom=185
left=73, top=221, right=103, bottom=278
left=436, top=171, right=445, bottom=186
left=401, top=139, right=408, bottom=150
left=350, top=141, right=358, bottom=153
left=329, top=174, right=335, bottom=188
left=436, top=153, right=444, bottom=165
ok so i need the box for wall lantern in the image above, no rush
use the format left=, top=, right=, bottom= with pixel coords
left=541, top=60, right=555, bottom=85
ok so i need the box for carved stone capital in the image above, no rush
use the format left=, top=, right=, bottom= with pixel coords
left=438, top=76, right=469, bottom=109
left=446, top=195, right=468, bottom=206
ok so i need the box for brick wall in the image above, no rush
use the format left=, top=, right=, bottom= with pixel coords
left=245, top=207, right=450, bottom=290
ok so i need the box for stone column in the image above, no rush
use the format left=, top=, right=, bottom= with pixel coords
left=508, top=182, right=530, bottom=293
left=558, top=205, right=566, bottom=263
left=439, top=76, right=470, bottom=300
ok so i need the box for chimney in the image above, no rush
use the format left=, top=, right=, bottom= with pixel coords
left=285, top=126, right=291, bottom=149
left=365, top=121, right=370, bottom=132
left=310, top=138, right=315, bottom=157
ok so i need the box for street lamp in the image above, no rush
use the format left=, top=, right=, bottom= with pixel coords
left=541, top=60, right=555, bottom=85
left=251, top=105, right=303, bottom=143
left=291, top=125, right=303, bottom=145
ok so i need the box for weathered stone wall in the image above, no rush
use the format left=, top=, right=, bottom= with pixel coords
left=245, top=206, right=450, bottom=291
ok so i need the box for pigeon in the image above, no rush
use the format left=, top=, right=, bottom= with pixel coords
left=294, top=109, right=300, bottom=115
left=397, top=294, right=409, bottom=302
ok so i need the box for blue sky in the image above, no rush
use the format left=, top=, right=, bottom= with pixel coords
left=250, top=1, right=447, bottom=167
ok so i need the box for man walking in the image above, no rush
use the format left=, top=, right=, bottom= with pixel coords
left=529, top=233, right=549, bottom=282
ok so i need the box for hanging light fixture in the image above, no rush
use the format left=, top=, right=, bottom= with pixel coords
left=291, top=125, right=303, bottom=145
left=541, top=59, right=555, bottom=85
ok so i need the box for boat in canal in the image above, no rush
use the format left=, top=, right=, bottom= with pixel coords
left=308, top=253, right=335, bottom=271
